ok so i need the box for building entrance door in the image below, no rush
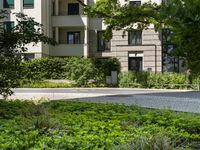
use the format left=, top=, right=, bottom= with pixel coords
left=128, top=57, right=143, bottom=72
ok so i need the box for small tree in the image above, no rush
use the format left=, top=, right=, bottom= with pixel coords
left=0, top=10, right=56, bottom=98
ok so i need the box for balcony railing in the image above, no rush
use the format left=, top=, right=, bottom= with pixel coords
left=51, top=44, right=86, bottom=56
left=52, top=15, right=87, bottom=27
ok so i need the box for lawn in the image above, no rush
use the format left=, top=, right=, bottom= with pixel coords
left=0, top=100, right=200, bottom=149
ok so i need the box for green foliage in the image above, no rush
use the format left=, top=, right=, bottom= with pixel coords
left=160, top=0, right=200, bottom=71
left=0, top=58, right=23, bottom=98
left=21, top=57, right=68, bottom=80
left=147, top=72, right=186, bottom=89
left=64, top=57, right=98, bottom=85
left=0, top=100, right=199, bottom=149
left=20, top=57, right=121, bottom=86
left=85, top=0, right=200, bottom=72
left=0, top=11, right=55, bottom=97
left=93, top=57, right=121, bottom=76
left=118, top=71, right=139, bottom=88
left=19, top=80, right=77, bottom=88
left=119, top=71, right=200, bottom=89
left=84, top=0, right=159, bottom=40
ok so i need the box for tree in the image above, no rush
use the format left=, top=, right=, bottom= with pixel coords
left=0, top=10, right=56, bottom=98
left=160, top=0, right=200, bottom=73
left=83, top=0, right=200, bottom=74
left=83, top=0, right=159, bottom=39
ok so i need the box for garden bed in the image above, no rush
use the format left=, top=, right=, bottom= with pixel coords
left=0, top=100, right=200, bottom=149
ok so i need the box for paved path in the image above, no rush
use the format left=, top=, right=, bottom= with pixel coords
left=5, top=88, right=200, bottom=113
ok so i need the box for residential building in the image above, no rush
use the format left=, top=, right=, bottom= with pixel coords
left=0, top=0, right=180, bottom=72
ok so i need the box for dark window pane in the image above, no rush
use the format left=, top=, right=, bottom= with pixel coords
left=67, top=32, right=80, bottom=44
left=52, top=28, right=56, bottom=40
left=162, top=29, right=180, bottom=72
left=68, top=3, right=79, bottom=15
left=23, top=0, right=34, bottom=8
left=128, top=30, right=142, bottom=45
left=97, top=31, right=111, bottom=51
left=74, top=32, right=80, bottom=44
left=3, top=0, right=14, bottom=8
left=24, top=53, right=35, bottom=60
left=129, top=1, right=141, bottom=6
left=3, top=21, right=14, bottom=32
left=97, top=31, right=104, bottom=51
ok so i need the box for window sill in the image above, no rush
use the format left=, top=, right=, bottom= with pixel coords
left=68, top=14, right=80, bottom=16
left=3, top=7, right=14, bottom=9
left=97, top=50, right=111, bottom=53
left=23, top=6, right=34, bottom=9
left=128, top=44, right=142, bottom=46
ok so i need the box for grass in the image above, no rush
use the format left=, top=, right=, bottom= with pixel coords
left=18, top=80, right=108, bottom=88
left=0, top=100, right=200, bottom=149
left=19, top=80, right=77, bottom=88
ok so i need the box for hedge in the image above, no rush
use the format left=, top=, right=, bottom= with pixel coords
left=119, top=71, right=200, bottom=89
left=21, top=57, right=121, bottom=85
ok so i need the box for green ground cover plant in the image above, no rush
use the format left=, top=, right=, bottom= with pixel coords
left=0, top=100, right=199, bottom=149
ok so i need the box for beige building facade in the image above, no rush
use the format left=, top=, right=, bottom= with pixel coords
left=1, top=0, right=166, bottom=72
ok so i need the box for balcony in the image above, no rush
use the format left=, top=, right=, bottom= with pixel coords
left=51, top=44, right=85, bottom=56
left=52, top=15, right=88, bottom=27
left=52, top=0, right=88, bottom=27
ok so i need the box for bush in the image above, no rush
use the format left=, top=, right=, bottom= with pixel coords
left=21, top=57, right=121, bottom=86
left=119, top=71, right=200, bottom=89
left=93, top=58, right=121, bottom=76
left=64, top=57, right=98, bottom=85
left=147, top=72, right=187, bottom=89
left=22, top=57, right=67, bottom=80
left=118, top=71, right=138, bottom=88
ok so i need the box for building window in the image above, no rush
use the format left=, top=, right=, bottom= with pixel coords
left=129, top=0, right=141, bottom=6
left=23, top=0, right=34, bottom=8
left=52, top=28, right=56, bottom=41
left=24, top=53, right=35, bottom=60
left=3, top=21, right=14, bottom=32
left=68, top=3, right=79, bottom=15
left=162, top=29, right=180, bottom=72
left=3, top=0, right=14, bottom=8
left=128, top=30, right=142, bottom=45
left=97, top=31, right=111, bottom=51
left=52, top=2, right=55, bottom=15
left=67, top=32, right=80, bottom=44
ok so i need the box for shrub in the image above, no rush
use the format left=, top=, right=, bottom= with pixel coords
left=92, top=58, right=121, bottom=84
left=64, top=57, right=98, bottom=85
left=147, top=72, right=187, bottom=89
left=118, top=71, right=138, bottom=88
left=21, top=57, right=121, bottom=86
left=118, top=71, right=200, bottom=89
left=22, top=57, right=67, bottom=80
left=93, top=58, right=121, bottom=76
